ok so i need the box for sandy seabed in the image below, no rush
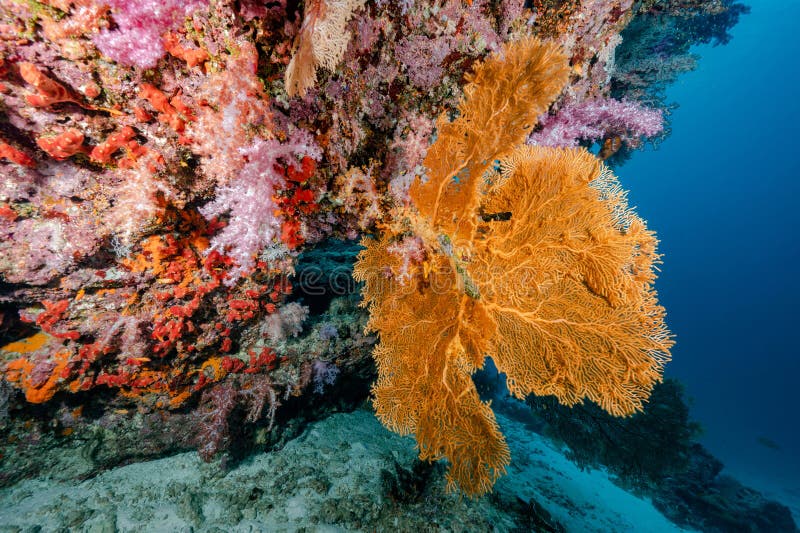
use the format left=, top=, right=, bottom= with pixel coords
left=0, top=407, right=688, bottom=532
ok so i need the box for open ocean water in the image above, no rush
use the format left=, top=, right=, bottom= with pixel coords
left=623, top=0, right=800, bottom=520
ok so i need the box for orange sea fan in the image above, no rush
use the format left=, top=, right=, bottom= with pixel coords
left=354, top=38, right=673, bottom=496
left=408, top=36, right=571, bottom=246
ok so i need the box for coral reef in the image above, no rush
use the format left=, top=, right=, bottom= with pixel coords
left=652, top=446, right=797, bottom=532
left=0, top=0, right=748, bottom=513
left=609, top=0, right=750, bottom=154
left=92, top=0, right=209, bottom=68
left=285, top=0, right=366, bottom=97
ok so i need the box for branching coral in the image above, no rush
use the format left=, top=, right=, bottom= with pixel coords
left=354, top=38, right=672, bottom=496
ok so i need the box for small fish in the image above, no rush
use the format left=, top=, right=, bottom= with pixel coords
left=599, top=136, right=623, bottom=160
left=756, top=436, right=781, bottom=451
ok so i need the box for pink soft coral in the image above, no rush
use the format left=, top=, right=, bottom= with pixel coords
left=92, top=0, right=208, bottom=68
left=199, top=133, right=321, bottom=283
left=529, top=97, right=664, bottom=149
left=189, top=40, right=274, bottom=187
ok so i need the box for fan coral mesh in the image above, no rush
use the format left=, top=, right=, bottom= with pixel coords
left=354, top=38, right=672, bottom=496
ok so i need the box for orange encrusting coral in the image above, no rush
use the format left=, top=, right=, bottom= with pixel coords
left=4, top=349, right=71, bottom=403
left=139, top=83, right=194, bottom=133
left=19, top=62, right=84, bottom=108
left=18, top=62, right=120, bottom=115
left=1, top=332, right=50, bottom=354
left=90, top=126, right=137, bottom=164
left=163, top=33, right=210, bottom=68
left=0, top=205, right=286, bottom=409
left=36, top=128, right=89, bottom=160
left=0, top=140, right=36, bottom=167
left=354, top=37, right=673, bottom=497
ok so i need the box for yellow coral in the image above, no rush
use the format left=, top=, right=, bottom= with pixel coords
left=475, top=146, right=671, bottom=414
left=354, top=38, right=673, bottom=496
left=1, top=332, right=50, bottom=354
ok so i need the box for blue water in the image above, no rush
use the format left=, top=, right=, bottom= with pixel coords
left=623, top=0, right=800, bottom=513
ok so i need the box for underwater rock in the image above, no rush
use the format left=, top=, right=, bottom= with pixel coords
left=651, top=444, right=798, bottom=533
left=524, top=379, right=798, bottom=532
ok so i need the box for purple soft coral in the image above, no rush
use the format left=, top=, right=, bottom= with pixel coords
left=92, top=0, right=208, bottom=68
left=195, top=383, right=237, bottom=461
left=529, top=97, right=664, bottom=149
left=311, top=360, right=340, bottom=394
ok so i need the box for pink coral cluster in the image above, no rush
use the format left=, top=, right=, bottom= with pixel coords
left=529, top=96, right=664, bottom=150
left=199, top=133, right=321, bottom=283
left=92, top=0, right=208, bottom=68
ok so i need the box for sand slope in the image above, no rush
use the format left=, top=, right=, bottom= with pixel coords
left=0, top=408, right=691, bottom=532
